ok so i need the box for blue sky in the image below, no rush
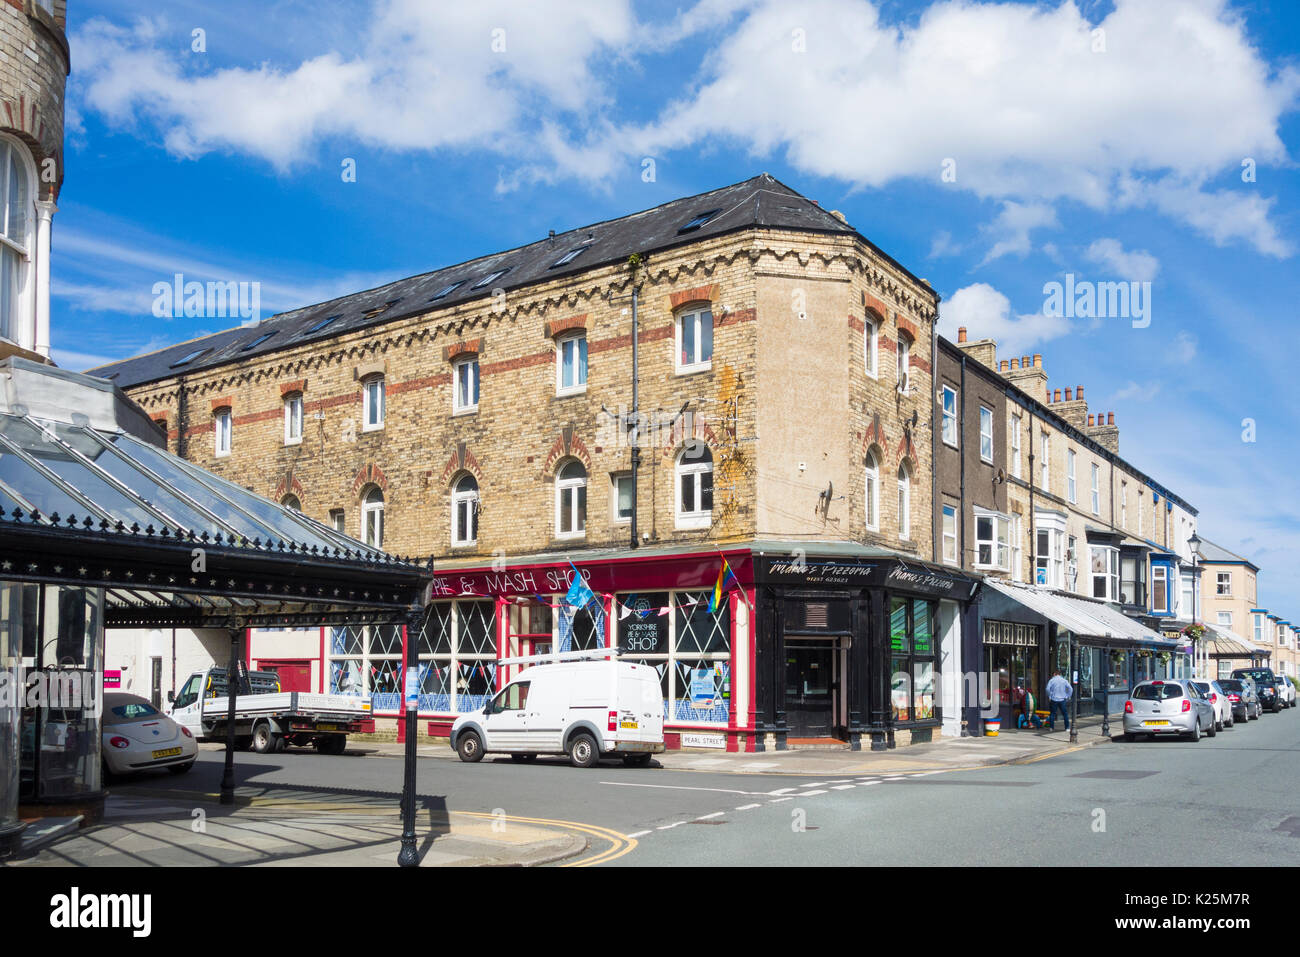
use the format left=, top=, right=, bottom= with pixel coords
left=53, top=0, right=1300, bottom=613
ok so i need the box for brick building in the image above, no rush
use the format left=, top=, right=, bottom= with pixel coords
left=941, top=329, right=1196, bottom=729
left=95, top=175, right=979, bottom=751
left=0, top=0, right=67, bottom=360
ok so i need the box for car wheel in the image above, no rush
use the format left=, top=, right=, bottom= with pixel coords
left=622, top=753, right=653, bottom=767
left=456, top=730, right=484, bottom=763
left=251, top=722, right=278, bottom=754
left=1188, top=719, right=1201, bottom=742
left=167, top=761, right=194, bottom=775
left=1207, top=719, right=1217, bottom=737
left=1215, top=718, right=1223, bottom=732
left=568, top=732, right=599, bottom=769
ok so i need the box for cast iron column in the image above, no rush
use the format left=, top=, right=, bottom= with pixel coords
left=398, top=609, right=423, bottom=867
left=219, top=625, right=243, bottom=806
left=1069, top=639, right=1079, bottom=744
left=1101, top=645, right=1111, bottom=738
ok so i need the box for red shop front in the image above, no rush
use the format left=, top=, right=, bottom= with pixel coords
left=325, top=545, right=759, bottom=752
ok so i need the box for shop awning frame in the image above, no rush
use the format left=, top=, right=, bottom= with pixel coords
left=981, top=578, right=1181, bottom=650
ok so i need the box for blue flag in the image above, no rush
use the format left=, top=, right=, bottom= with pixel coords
left=564, top=562, right=597, bottom=612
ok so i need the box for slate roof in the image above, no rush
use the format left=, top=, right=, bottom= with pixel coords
left=1197, top=538, right=1258, bottom=569
left=86, top=173, right=903, bottom=390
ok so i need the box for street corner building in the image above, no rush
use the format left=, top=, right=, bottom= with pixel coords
left=92, top=173, right=999, bottom=753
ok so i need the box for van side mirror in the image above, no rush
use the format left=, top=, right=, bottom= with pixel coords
left=167, top=690, right=175, bottom=703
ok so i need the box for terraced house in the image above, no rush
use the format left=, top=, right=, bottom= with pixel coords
left=95, top=175, right=980, bottom=752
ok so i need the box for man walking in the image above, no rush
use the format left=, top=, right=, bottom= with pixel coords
left=1046, top=669, right=1072, bottom=731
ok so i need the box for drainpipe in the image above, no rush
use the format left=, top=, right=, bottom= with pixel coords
left=959, top=355, right=967, bottom=570
left=931, top=328, right=940, bottom=565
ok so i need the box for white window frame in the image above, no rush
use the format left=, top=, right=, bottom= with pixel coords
left=1254, top=614, right=1264, bottom=643
left=973, top=507, right=1011, bottom=571
left=329, top=508, right=345, bottom=532
left=611, top=472, right=633, bottom=526
left=864, top=314, right=878, bottom=379
left=453, top=357, right=479, bottom=414
left=1090, top=463, right=1100, bottom=515
left=1121, top=482, right=1128, bottom=529
left=1151, top=564, right=1169, bottom=614
left=361, top=487, right=384, bottom=548
left=0, top=136, right=35, bottom=350
left=1067, top=449, right=1077, bottom=503
left=979, top=406, right=993, bottom=463
left=1034, top=512, right=1066, bottom=588
left=1040, top=432, right=1050, bottom=493
left=1011, top=515, right=1024, bottom=582
left=555, top=331, right=588, bottom=396
left=451, top=474, right=479, bottom=547
left=676, top=445, right=713, bottom=530
left=1216, top=611, right=1233, bottom=628
left=284, top=393, right=303, bottom=445
left=1009, top=414, right=1022, bottom=479
left=555, top=461, right=587, bottom=539
left=675, top=307, right=713, bottom=374
left=362, top=375, right=385, bottom=431
left=214, top=409, right=231, bottom=457
left=897, top=465, right=911, bottom=541
left=896, top=336, right=911, bottom=394
left=864, top=451, right=880, bottom=532
left=941, top=505, right=958, bottom=565
left=1179, top=573, right=1195, bottom=620
left=1089, top=545, right=1119, bottom=602
left=941, top=386, right=958, bottom=447
left=1216, top=572, right=1232, bottom=596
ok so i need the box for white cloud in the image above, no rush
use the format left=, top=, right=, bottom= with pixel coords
left=927, top=230, right=959, bottom=258
left=1084, top=238, right=1159, bottom=283
left=937, top=282, right=1073, bottom=357
left=979, top=201, right=1060, bottom=264
left=1172, top=329, right=1198, bottom=362
left=1110, top=380, right=1162, bottom=403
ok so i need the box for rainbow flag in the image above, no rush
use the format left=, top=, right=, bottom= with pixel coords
left=708, top=557, right=739, bottom=614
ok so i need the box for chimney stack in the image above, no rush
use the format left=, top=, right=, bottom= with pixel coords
left=958, top=326, right=968, bottom=343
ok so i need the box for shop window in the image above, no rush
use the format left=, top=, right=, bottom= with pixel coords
left=889, top=597, right=937, bottom=724
left=616, top=590, right=730, bottom=724
left=329, top=623, right=403, bottom=711
left=408, top=600, right=498, bottom=714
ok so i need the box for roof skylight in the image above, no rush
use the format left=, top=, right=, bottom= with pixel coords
left=677, top=209, right=722, bottom=233
left=551, top=246, right=590, bottom=268
left=471, top=268, right=510, bottom=290
left=169, top=348, right=211, bottom=368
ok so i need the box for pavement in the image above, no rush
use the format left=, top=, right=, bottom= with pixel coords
left=5, top=714, right=1115, bottom=868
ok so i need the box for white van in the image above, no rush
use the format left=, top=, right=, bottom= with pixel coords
left=450, top=655, right=665, bottom=768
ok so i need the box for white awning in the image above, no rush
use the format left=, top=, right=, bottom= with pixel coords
left=981, top=579, right=1179, bottom=648
left=1203, top=622, right=1269, bottom=658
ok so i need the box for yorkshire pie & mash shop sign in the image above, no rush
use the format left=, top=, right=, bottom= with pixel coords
left=760, top=557, right=971, bottom=598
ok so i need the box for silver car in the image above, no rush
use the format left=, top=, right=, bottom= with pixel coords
left=1121, top=680, right=1216, bottom=742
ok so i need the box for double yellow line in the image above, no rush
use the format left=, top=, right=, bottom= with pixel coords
left=455, top=810, right=637, bottom=867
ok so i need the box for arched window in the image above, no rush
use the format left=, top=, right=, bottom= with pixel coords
left=0, top=136, right=34, bottom=349
left=452, top=473, right=479, bottom=546
left=896, top=332, right=912, bottom=394
left=555, top=460, right=586, bottom=538
left=281, top=494, right=302, bottom=512
left=864, top=449, right=880, bottom=532
left=361, top=486, right=384, bottom=547
left=897, top=463, right=911, bottom=541
left=676, top=444, right=713, bottom=529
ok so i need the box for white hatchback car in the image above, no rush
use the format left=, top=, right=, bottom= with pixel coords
left=1188, top=680, right=1233, bottom=732
left=101, top=692, right=198, bottom=777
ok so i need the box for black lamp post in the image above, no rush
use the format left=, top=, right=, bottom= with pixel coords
left=1188, top=531, right=1202, bottom=677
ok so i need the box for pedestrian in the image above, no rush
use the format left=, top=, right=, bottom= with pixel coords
left=1046, top=669, right=1073, bottom=730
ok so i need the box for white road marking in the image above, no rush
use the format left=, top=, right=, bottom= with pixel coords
left=735, top=803, right=762, bottom=811
left=800, top=789, right=829, bottom=796
left=657, top=821, right=686, bottom=830
left=695, top=812, right=725, bottom=821
left=600, top=781, right=763, bottom=796
left=859, top=780, right=881, bottom=786
left=627, top=830, right=652, bottom=839
left=831, top=785, right=856, bottom=790
left=767, top=787, right=797, bottom=795
left=768, top=796, right=793, bottom=803
left=800, top=782, right=828, bottom=787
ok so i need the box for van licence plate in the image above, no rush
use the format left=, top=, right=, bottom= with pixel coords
left=317, top=723, right=340, bottom=732
left=619, top=720, right=638, bottom=729
left=152, top=747, right=183, bottom=759
left=1142, top=720, right=1170, bottom=727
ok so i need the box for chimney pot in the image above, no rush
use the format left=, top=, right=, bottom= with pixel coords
left=1064, top=387, right=1073, bottom=402
left=1000, top=360, right=1008, bottom=371
left=1054, top=389, right=1062, bottom=402
left=1022, top=355, right=1031, bottom=368
left=1077, top=385, right=1084, bottom=400
left=1011, top=358, right=1020, bottom=369
left=1108, top=412, right=1115, bottom=426
left=1088, top=414, right=1095, bottom=427
left=1033, top=354, right=1043, bottom=368
left=958, top=326, right=968, bottom=343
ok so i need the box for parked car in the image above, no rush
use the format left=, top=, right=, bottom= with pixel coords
left=1275, top=675, right=1296, bottom=708
left=1121, top=680, right=1215, bottom=742
left=451, top=656, right=665, bottom=767
left=1217, top=678, right=1261, bottom=722
left=102, top=692, right=198, bottom=777
left=1232, top=668, right=1284, bottom=713
left=1189, top=680, right=1233, bottom=731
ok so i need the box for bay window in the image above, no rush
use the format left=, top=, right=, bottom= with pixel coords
left=974, top=508, right=1011, bottom=571
left=1090, top=545, right=1119, bottom=601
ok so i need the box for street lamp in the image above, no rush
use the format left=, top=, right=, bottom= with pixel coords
left=1187, top=532, right=1202, bottom=677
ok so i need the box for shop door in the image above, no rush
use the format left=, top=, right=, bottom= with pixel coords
left=261, top=661, right=312, bottom=693
left=785, top=640, right=837, bottom=738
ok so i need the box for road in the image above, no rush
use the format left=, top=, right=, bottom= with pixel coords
left=137, top=707, right=1299, bottom=866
